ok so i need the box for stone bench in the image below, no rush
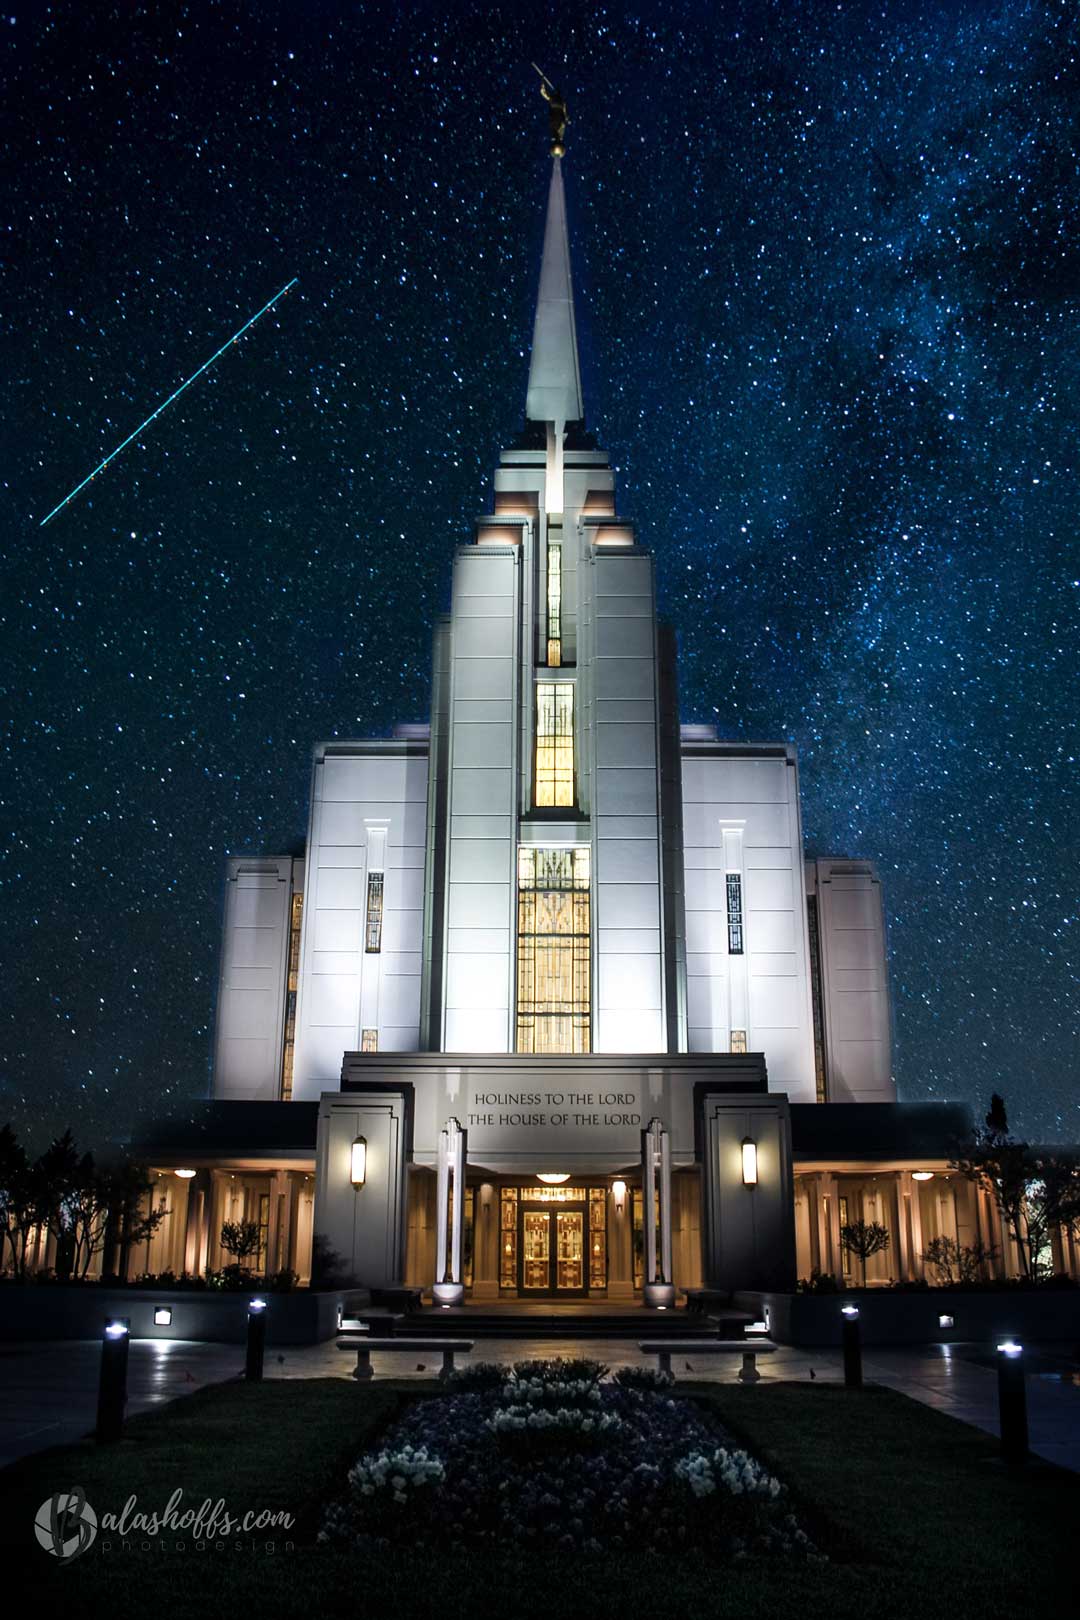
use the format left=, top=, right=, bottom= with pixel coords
left=639, top=1338, right=777, bottom=1384
left=337, top=1335, right=475, bottom=1382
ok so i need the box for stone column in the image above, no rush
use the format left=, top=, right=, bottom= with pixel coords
left=433, top=1118, right=465, bottom=1306
left=643, top=1119, right=675, bottom=1307
left=896, top=1172, right=913, bottom=1281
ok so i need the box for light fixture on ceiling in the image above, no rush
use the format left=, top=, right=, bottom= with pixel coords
left=174, top=1168, right=196, bottom=1179
left=912, top=1171, right=935, bottom=1181
left=537, top=1173, right=570, bottom=1185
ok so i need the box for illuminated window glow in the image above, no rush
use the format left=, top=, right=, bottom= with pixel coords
left=516, top=846, right=590, bottom=1053
left=281, top=890, right=303, bottom=1100
left=534, top=683, right=575, bottom=807
left=546, top=540, right=562, bottom=666
left=361, top=1027, right=378, bottom=1053
left=365, top=870, right=384, bottom=953
left=730, top=1029, right=747, bottom=1054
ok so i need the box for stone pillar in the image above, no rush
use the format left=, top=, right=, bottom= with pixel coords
left=643, top=1118, right=676, bottom=1307
left=896, top=1172, right=913, bottom=1281
left=817, top=1173, right=841, bottom=1282
left=433, top=1118, right=466, bottom=1305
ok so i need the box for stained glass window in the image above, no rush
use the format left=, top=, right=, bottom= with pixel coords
left=546, top=540, right=562, bottom=667
left=516, top=846, right=591, bottom=1053
left=726, top=871, right=744, bottom=955
left=499, top=1187, right=518, bottom=1290
left=365, top=870, right=384, bottom=953
left=534, top=683, right=575, bottom=807
left=280, top=890, right=303, bottom=1101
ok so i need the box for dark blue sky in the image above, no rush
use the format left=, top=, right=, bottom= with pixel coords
left=4, top=1, right=1078, bottom=1145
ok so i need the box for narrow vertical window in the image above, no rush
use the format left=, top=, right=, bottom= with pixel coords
left=361, top=1027, right=378, bottom=1053
left=281, top=891, right=303, bottom=1101
left=365, top=870, right=384, bottom=953
left=534, top=683, right=575, bottom=808
left=516, top=846, right=591, bottom=1053
left=546, top=541, right=562, bottom=666
left=730, top=1029, right=747, bottom=1054
left=806, top=894, right=828, bottom=1103
left=725, top=871, right=744, bottom=955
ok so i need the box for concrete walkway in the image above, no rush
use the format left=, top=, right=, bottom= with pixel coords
left=2, top=1336, right=1079, bottom=1473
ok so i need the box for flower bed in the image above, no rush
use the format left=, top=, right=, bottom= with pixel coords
left=321, top=1358, right=817, bottom=1563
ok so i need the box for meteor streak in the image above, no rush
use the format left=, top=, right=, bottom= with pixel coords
left=39, top=276, right=298, bottom=526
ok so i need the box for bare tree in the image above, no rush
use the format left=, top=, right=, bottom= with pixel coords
left=840, top=1219, right=891, bottom=1287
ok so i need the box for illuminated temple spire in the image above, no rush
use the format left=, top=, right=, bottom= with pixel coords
left=525, top=154, right=584, bottom=433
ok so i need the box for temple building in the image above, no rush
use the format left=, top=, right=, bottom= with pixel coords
left=127, top=147, right=1049, bottom=1306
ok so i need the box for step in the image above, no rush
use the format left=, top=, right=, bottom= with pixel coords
left=387, top=1308, right=755, bottom=1340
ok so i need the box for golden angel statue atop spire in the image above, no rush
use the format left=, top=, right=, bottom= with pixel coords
left=533, top=64, right=569, bottom=157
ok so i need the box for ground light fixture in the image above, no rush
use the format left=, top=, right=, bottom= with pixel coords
left=350, top=1134, right=367, bottom=1187
left=995, top=1341, right=1028, bottom=1464
left=741, top=1138, right=758, bottom=1186
left=97, top=1320, right=131, bottom=1442
left=153, top=1306, right=172, bottom=1327
left=174, top=1167, right=196, bottom=1179
left=840, top=1305, right=863, bottom=1388
left=611, top=1178, right=628, bottom=1214
left=246, top=1298, right=268, bottom=1381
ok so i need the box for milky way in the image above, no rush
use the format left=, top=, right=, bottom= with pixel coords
left=3, top=1, right=1078, bottom=1145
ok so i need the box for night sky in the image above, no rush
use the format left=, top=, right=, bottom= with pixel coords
left=4, top=1, right=1078, bottom=1147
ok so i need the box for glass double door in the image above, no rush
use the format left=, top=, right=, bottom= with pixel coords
left=519, top=1205, right=586, bottom=1295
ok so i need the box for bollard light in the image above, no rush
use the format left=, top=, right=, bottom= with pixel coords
left=97, top=1319, right=130, bottom=1443
left=611, top=1178, right=628, bottom=1214
left=350, top=1135, right=368, bottom=1187
left=246, top=1298, right=268, bottom=1382
left=840, top=1305, right=863, bottom=1389
left=741, top=1138, right=758, bottom=1186
left=996, top=1341, right=1028, bottom=1464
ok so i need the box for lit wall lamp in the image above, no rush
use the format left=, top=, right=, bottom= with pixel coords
left=741, top=1138, right=758, bottom=1186
left=611, top=1178, right=628, bottom=1215
left=153, top=1306, right=172, bottom=1327
left=350, top=1135, right=368, bottom=1187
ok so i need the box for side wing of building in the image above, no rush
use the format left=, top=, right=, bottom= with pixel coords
left=804, top=857, right=895, bottom=1103
left=287, top=735, right=429, bottom=1100
left=680, top=732, right=818, bottom=1104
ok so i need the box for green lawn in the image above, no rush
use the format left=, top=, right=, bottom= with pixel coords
left=0, top=1376, right=1073, bottom=1618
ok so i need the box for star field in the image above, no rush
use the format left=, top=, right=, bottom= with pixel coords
left=3, top=1, right=1078, bottom=1145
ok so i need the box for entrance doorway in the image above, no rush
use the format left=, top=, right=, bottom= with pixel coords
left=520, top=1205, right=586, bottom=1295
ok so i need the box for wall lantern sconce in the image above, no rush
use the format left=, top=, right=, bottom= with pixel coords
left=611, top=1178, right=628, bottom=1214
left=741, top=1138, right=758, bottom=1186
left=174, top=1168, right=196, bottom=1180
left=350, top=1135, right=368, bottom=1187
left=938, top=1314, right=955, bottom=1330
left=153, top=1306, right=173, bottom=1327
left=911, top=1171, right=934, bottom=1182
